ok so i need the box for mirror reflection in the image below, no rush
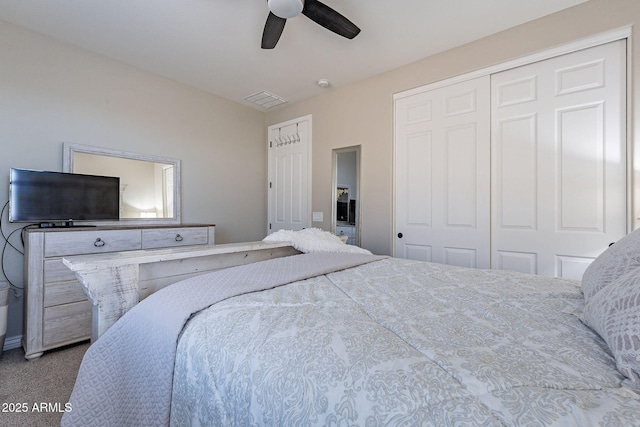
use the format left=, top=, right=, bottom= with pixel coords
left=63, top=143, right=180, bottom=224
left=332, top=146, right=360, bottom=246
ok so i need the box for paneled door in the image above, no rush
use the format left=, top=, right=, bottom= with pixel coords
left=267, top=116, right=312, bottom=233
left=491, top=40, right=627, bottom=279
left=395, top=76, right=491, bottom=268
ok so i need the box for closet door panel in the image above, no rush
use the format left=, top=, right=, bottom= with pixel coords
left=395, top=92, right=435, bottom=261
left=495, top=114, right=538, bottom=230
left=446, top=124, right=478, bottom=227
left=558, top=103, right=604, bottom=231
left=497, top=250, right=537, bottom=275
left=395, top=76, right=490, bottom=268
left=491, top=40, right=626, bottom=279
left=404, top=244, right=432, bottom=262
left=405, top=131, right=433, bottom=227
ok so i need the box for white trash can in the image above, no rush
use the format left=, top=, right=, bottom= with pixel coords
left=0, top=281, right=8, bottom=355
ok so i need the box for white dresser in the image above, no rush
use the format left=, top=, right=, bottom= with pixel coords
left=22, top=224, right=215, bottom=359
left=336, top=224, right=356, bottom=245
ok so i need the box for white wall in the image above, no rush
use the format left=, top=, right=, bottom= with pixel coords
left=0, top=20, right=268, bottom=342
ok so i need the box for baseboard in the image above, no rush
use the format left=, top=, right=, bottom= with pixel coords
left=2, top=334, right=21, bottom=352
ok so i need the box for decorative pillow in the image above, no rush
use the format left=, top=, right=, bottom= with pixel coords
left=581, top=267, right=640, bottom=389
left=581, top=228, right=640, bottom=302
left=263, top=228, right=372, bottom=255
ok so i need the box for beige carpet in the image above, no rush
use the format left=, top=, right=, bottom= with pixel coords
left=0, top=341, right=89, bottom=427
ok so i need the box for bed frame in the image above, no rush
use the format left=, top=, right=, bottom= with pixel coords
left=63, top=241, right=300, bottom=341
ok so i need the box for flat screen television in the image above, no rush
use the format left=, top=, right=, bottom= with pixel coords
left=9, top=168, right=120, bottom=225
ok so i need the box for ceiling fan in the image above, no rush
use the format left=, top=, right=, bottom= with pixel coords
left=262, top=0, right=361, bottom=49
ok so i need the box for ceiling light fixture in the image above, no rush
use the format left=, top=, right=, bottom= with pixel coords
left=267, top=0, right=304, bottom=19
left=316, top=79, right=330, bottom=88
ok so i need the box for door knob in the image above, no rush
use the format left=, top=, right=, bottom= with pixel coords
left=397, top=233, right=403, bottom=238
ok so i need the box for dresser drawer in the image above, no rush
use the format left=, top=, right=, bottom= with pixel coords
left=44, top=258, right=77, bottom=283
left=44, top=229, right=142, bottom=257
left=336, top=225, right=355, bottom=237
left=43, top=259, right=88, bottom=307
left=142, top=227, right=209, bottom=249
left=44, top=280, right=87, bottom=307
left=42, top=300, right=92, bottom=347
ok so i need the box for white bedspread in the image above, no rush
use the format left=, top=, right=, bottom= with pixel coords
left=170, top=257, right=640, bottom=426
left=61, top=252, right=383, bottom=427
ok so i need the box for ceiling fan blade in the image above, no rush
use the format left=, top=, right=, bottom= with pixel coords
left=302, top=0, right=360, bottom=40
left=262, top=12, right=287, bottom=49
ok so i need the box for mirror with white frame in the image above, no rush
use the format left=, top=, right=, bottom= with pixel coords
left=332, top=145, right=360, bottom=246
left=63, top=143, right=180, bottom=225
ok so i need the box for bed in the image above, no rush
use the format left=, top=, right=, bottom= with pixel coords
left=62, top=228, right=640, bottom=426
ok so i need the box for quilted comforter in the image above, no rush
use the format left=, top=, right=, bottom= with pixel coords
left=64, top=253, right=640, bottom=426
left=170, top=256, right=640, bottom=426
left=62, top=252, right=383, bottom=426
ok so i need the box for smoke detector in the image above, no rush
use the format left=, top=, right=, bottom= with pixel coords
left=316, top=79, right=330, bottom=89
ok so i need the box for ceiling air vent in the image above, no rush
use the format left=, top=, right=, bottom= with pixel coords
left=244, top=91, right=287, bottom=108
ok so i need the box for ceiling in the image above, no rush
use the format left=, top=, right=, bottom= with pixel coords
left=0, top=0, right=587, bottom=111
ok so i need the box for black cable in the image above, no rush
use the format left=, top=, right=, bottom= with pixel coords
left=0, top=201, right=23, bottom=254
left=1, top=226, right=25, bottom=290
left=0, top=200, right=34, bottom=292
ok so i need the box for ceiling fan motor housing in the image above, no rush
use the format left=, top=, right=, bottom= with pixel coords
left=268, top=0, right=304, bottom=19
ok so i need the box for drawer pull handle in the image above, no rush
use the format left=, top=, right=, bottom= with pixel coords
left=175, top=234, right=184, bottom=242
left=94, top=238, right=106, bottom=247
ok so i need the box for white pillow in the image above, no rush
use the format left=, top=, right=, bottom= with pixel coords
left=263, top=228, right=371, bottom=255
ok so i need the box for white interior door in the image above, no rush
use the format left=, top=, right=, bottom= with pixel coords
left=395, top=76, right=491, bottom=268
left=491, top=40, right=627, bottom=278
left=268, top=116, right=312, bottom=233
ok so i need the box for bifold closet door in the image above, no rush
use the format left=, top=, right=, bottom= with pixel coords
left=491, top=40, right=627, bottom=279
left=395, top=76, right=491, bottom=268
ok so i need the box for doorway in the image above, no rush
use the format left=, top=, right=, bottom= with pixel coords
left=332, top=146, right=361, bottom=246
